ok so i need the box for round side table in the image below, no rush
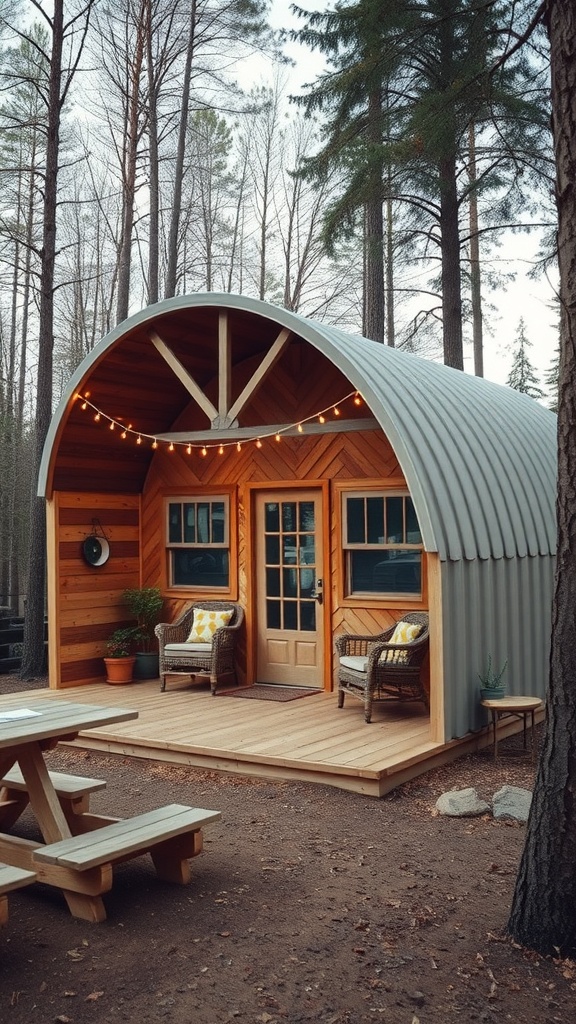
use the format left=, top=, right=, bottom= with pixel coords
left=480, top=695, right=544, bottom=760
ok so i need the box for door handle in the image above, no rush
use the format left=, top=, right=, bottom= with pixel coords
left=313, top=579, right=323, bottom=604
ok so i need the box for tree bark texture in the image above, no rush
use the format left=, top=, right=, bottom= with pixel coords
left=439, top=154, right=464, bottom=370
left=363, top=88, right=385, bottom=343
left=21, top=0, right=64, bottom=677
left=468, top=124, right=483, bottom=377
left=508, top=0, right=576, bottom=955
left=165, top=0, right=196, bottom=299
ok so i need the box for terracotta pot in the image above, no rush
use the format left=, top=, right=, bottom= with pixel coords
left=104, top=656, right=136, bottom=684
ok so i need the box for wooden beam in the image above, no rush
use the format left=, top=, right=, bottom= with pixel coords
left=225, top=327, right=291, bottom=426
left=217, top=312, right=231, bottom=426
left=155, top=417, right=380, bottom=443
left=149, top=331, right=218, bottom=422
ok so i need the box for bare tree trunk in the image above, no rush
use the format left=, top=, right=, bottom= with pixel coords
left=165, top=0, right=196, bottom=299
left=439, top=154, right=464, bottom=370
left=468, top=124, right=483, bottom=377
left=20, top=0, right=64, bottom=678
left=363, top=88, right=385, bottom=343
left=115, top=0, right=146, bottom=325
left=507, top=0, right=576, bottom=956
left=146, top=0, right=159, bottom=305
left=385, top=190, right=395, bottom=347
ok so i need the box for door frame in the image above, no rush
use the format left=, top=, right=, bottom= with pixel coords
left=244, top=480, right=332, bottom=690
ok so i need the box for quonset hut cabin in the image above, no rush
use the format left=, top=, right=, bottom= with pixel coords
left=39, top=293, right=557, bottom=751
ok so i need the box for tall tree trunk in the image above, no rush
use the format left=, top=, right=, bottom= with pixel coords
left=507, top=0, right=576, bottom=956
left=116, top=0, right=146, bottom=324
left=468, top=124, right=483, bottom=377
left=439, top=154, right=464, bottom=369
left=20, top=0, right=64, bottom=678
left=146, top=0, right=159, bottom=305
left=363, top=88, right=385, bottom=342
left=165, top=0, right=196, bottom=299
left=385, top=189, right=395, bottom=347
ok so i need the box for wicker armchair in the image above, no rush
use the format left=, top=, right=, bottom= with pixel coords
left=155, top=601, right=244, bottom=694
left=336, top=612, right=429, bottom=723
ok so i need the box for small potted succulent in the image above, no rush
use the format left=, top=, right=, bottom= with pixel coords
left=478, top=655, right=508, bottom=701
left=104, top=627, right=139, bottom=684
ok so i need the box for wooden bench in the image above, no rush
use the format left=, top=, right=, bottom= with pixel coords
left=0, top=863, right=36, bottom=925
left=32, top=803, right=221, bottom=922
left=0, top=769, right=106, bottom=830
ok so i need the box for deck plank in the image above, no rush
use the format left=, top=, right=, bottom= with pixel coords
left=10, top=680, right=491, bottom=796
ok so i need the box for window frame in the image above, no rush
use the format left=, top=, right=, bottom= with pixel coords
left=164, top=489, right=237, bottom=597
left=336, top=481, right=425, bottom=606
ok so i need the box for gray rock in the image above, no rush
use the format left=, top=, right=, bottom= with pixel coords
left=435, top=787, right=491, bottom=817
left=492, top=785, right=532, bottom=822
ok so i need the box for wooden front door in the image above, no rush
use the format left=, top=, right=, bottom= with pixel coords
left=255, top=489, right=324, bottom=686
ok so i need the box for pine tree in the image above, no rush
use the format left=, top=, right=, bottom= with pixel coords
left=506, top=318, right=545, bottom=399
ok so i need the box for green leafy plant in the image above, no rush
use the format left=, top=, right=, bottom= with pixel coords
left=105, top=627, right=139, bottom=658
left=478, top=654, right=508, bottom=690
left=122, top=587, right=164, bottom=652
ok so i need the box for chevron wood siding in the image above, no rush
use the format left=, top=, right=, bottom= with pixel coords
left=49, top=362, right=428, bottom=690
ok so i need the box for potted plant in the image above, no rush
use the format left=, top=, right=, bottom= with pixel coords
left=478, top=655, right=508, bottom=701
left=122, top=587, right=164, bottom=679
left=104, top=627, right=139, bottom=684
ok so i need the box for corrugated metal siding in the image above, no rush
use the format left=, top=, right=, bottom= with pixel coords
left=40, top=293, right=558, bottom=564
left=440, top=555, right=553, bottom=740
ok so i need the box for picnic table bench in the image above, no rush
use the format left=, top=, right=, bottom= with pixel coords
left=0, top=863, right=36, bottom=925
left=32, top=803, right=221, bottom=922
left=0, top=769, right=107, bottom=829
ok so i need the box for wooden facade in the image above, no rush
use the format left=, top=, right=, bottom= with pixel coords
left=45, top=311, right=438, bottom=742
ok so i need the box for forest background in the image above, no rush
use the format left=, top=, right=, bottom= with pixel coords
left=0, top=0, right=556, bottom=628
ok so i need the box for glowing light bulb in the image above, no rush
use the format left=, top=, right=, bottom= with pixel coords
left=297, top=423, right=303, bottom=433
left=152, top=439, right=158, bottom=449
left=218, top=445, right=224, bottom=455
left=136, top=435, right=142, bottom=445
left=109, top=421, right=115, bottom=430
left=275, top=433, right=281, bottom=443
left=201, top=447, right=207, bottom=457
left=354, top=392, right=362, bottom=406
left=255, top=438, right=263, bottom=449
left=81, top=401, right=87, bottom=410
left=168, top=442, right=174, bottom=451
left=187, top=444, right=192, bottom=455
left=121, top=430, right=127, bottom=439
left=94, top=413, right=100, bottom=422
left=236, top=442, right=242, bottom=453
left=84, top=391, right=91, bottom=398
left=318, top=414, right=325, bottom=424
left=333, top=406, right=340, bottom=416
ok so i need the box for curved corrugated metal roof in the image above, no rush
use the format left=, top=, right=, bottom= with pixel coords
left=40, top=292, right=557, bottom=562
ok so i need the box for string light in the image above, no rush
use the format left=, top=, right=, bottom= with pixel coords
left=74, top=389, right=364, bottom=456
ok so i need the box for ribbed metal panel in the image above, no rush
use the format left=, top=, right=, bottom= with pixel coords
left=40, top=293, right=558, bottom=565
left=440, top=555, right=553, bottom=740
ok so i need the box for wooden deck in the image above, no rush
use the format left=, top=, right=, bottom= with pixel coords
left=15, top=680, right=492, bottom=797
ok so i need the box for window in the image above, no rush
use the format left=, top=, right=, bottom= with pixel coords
left=342, top=492, right=422, bottom=597
left=167, top=497, right=229, bottom=589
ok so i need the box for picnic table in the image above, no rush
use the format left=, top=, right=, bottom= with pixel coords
left=0, top=696, right=220, bottom=922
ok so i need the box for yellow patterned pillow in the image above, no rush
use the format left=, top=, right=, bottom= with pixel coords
left=186, top=608, right=233, bottom=643
left=379, top=620, right=422, bottom=664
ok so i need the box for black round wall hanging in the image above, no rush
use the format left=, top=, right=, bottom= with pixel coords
left=82, top=534, right=110, bottom=567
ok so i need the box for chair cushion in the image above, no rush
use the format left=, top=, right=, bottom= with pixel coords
left=379, top=620, right=422, bottom=664
left=165, top=643, right=212, bottom=653
left=186, top=608, right=234, bottom=643
left=339, top=655, right=368, bottom=674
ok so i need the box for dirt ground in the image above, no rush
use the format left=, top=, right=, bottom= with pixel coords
left=1, top=673, right=574, bottom=1024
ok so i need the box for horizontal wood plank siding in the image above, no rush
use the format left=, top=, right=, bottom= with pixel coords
left=50, top=493, right=141, bottom=688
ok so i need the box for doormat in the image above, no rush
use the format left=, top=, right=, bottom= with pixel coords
left=217, top=685, right=319, bottom=702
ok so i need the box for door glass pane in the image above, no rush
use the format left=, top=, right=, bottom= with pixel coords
left=300, top=536, right=315, bottom=565
left=266, top=568, right=280, bottom=597
left=299, top=569, right=315, bottom=598
left=283, top=601, right=297, bottom=630
left=299, top=501, right=315, bottom=531
left=282, top=502, right=297, bottom=531
left=267, top=600, right=281, bottom=629
left=265, top=503, right=279, bottom=532
left=283, top=568, right=297, bottom=598
left=265, top=535, right=280, bottom=565
left=367, top=497, right=384, bottom=544
left=386, top=497, right=404, bottom=543
left=300, top=601, right=316, bottom=631
left=283, top=535, right=297, bottom=563
left=347, top=497, right=365, bottom=543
